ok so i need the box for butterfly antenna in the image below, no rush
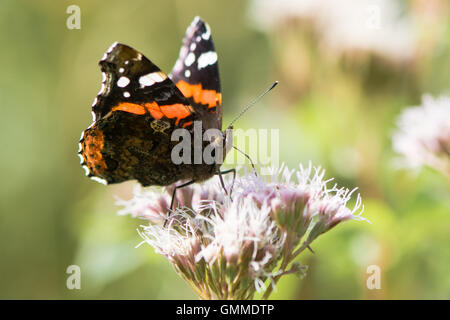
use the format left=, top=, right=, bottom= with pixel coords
left=226, top=81, right=278, bottom=130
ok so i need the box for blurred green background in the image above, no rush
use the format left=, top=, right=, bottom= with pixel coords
left=0, top=0, right=449, bottom=299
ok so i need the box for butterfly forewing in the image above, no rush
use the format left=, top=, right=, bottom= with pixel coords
left=170, top=17, right=222, bottom=130
left=92, top=42, right=196, bottom=127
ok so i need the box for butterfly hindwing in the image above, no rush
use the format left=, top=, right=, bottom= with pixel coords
left=170, top=17, right=222, bottom=130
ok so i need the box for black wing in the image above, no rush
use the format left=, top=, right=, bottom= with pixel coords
left=91, top=42, right=196, bottom=127
left=170, top=17, right=222, bottom=130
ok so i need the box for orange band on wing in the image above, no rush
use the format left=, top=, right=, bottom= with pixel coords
left=176, top=80, right=222, bottom=108
left=82, top=128, right=107, bottom=175
left=112, top=103, right=146, bottom=115
left=144, top=102, right=192, bottom=125
left=182, top=121, right=193, bottom=128
left=111, top=101, right=193, bottom=125
left=144, top=103, right=164, bottom=120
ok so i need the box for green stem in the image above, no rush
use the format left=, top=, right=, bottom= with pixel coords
left=261, top=241, right=310, bottom=300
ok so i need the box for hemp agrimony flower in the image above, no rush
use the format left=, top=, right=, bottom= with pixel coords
left=393, top=94, right=450, bottom=177
left=118, top=163, right=365, bottom=299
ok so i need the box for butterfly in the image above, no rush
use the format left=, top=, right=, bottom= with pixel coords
left=78, top=17, right=235, bottom=203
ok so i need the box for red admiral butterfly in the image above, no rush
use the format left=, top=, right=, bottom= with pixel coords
left=78, top=17, right=234, bottom=193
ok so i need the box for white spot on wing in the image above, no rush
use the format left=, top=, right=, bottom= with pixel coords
left=82, top=165, right=90, bottom=176
left=100, top=42, right=118, bottom=61
left=139, top=71, right=167, bottom=87
left=184, top=70, right=191, bottom=78
left=90, top=176, right=108, bottom=185
left=99, top=72, right=111, bottom=96
left=185, top=52, right=196, bottom=66
left=119, top=67, right=124, bottom=73
left=186, top=16, right=201, bottom=35
left=202, top=25, right=211, bottom=40
left=197, top=51, right=217, bottom=69
left=190, top=43, right=196, bottom=51
left=78, top=153, right=84, bottom=164
left=117, top=76, right=130, bottom=88
left=123, top=91, right=130, bottom=98
left=107, top=42, right=118, bottom=53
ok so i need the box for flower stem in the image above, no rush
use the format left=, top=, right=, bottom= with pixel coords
left=261, top=241, right=310, bottom=300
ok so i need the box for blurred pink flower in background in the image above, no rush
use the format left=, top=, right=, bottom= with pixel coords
left=249, top=0, right=447, bottom=65
left=393, top=94, right=450, bottom=177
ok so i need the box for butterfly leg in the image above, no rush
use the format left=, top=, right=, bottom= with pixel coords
left=164, top=179, right=196, bottom=227
left=216, top=168, right=236, bottom=197
left=170, top=180, right=196, bottom=210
